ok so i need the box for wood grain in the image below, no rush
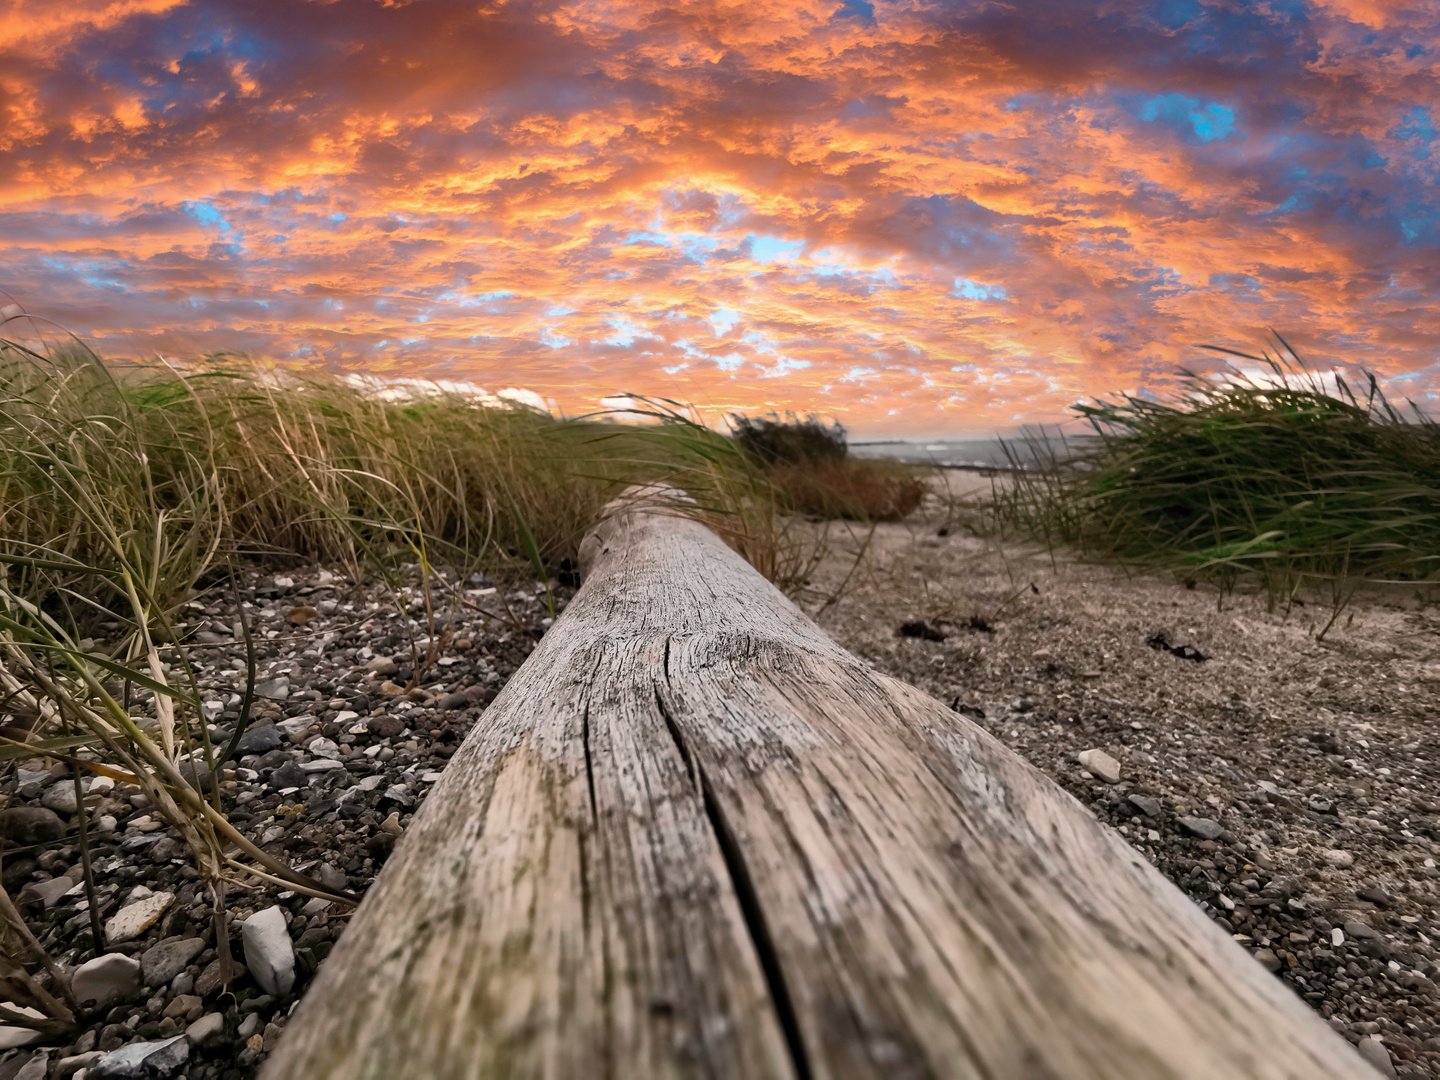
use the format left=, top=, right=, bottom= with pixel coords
left=265, top=502, right=1380, bottom=1080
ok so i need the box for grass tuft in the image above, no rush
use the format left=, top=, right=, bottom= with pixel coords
left=991, top=338, right=1440, bottom=610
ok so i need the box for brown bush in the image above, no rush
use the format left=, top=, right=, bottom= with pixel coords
left=770, top=459, right=927, bottom=521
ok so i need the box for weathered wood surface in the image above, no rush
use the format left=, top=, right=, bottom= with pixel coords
left=265, top=502, right=1379, bottom=1080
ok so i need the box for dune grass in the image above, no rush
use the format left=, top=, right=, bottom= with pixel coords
left=991, top=340, right=1440, bottom=618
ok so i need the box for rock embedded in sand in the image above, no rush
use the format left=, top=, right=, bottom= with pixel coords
left=0, top=806, right=65, bottom=845
left=72, top=953, right=141, bottom=1009
left=1076, top=749, right=1121, bottom=784
left=1177, top=816, right=1224, bottom=841
left=242, top=905, right=296, bottom=996
left=105, top=891, right=174, bottom=943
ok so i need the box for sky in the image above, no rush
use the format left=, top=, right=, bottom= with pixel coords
left=1, top=0, right=1438, bottom=435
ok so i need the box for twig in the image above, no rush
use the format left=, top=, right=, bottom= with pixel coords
left=71, top=759, right=104, bottom=956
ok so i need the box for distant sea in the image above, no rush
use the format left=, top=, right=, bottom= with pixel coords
left=849, top=432, right=1089, bottom=470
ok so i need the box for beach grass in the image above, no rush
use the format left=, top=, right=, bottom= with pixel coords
left=990, top=340, right=1440, bottom=614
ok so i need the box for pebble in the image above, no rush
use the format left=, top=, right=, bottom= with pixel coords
left=235, top=725, right=285, bottom=756
left=54, top=1051, right=104, bottom=1079
left=439, top=692, right=470, bottom=711
left=88, top=1034, right=189, bottom=1079
left=287, top=605, right=319, bottom=625
left=1253, top=948, right=1282, bottom=972
left=236, top=1013, right=261, bottom=1041
left=299, top=758, right=347, bottom=773
left=366, top=655, right=399, bottom=676
left=194, top=958, right=247, bottom=998
left=72, top=953, right=141, bottom=1009
left=1321, top=849, right=1355, bottom=868
left=140, top=936, right=206, bottom=987
left=104, top=891, right=175, bottom=943
left=1355, top=1035, right=1398, bottom=1078
left=25, top=875, right=81, bottom=908
left=185, top=1012, right=225, bottom=1047
left=0, top=806, right=65, bottom=845
left=1177, top=816, right=1224, bottom=841
left=254, top=677, right=290, bottom=700
left=270, top=762, right=308, bottom=789
left=242, top=905, right=296, bottom=996
left=1076, top=749, right=1122, bottom=784
left=1127, top=793, right=1162, bottom=818
left=40, top=784, right=79, bottom=815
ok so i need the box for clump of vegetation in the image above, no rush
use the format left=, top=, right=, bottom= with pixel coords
left=732, top=412, right=927, bottom=522
left=731, top=412, right=848, bottom=467
left=992, top=337, right=1440, bottom=618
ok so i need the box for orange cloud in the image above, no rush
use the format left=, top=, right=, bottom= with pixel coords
left=0, top=0, right=1437, bottom=434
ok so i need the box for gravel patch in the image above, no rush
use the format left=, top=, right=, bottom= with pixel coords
left=799, top=484, right=1440, bottom=1080
left=0, top=567, right=566, bottom=1078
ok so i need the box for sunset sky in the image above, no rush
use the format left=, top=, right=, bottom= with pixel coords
left=2, top=0, right=1437, bottom=434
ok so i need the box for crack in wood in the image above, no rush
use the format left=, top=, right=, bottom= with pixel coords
left=654, top=673, right=814, bottom=1080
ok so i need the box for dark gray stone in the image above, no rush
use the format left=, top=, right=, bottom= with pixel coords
left=141, top=936, right=206, bottom=988
left=0, top=807, right=64, bottom=845
left=1127, top=794, right=1162, bottom=818
left=236, top=725, right=285, bottom=756
left=1177, top=816, right=1224, bottom=840
left=271, top=762, right=308, bottom=790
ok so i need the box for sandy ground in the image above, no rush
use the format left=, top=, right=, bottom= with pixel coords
left=797, top=471, right=1440, bottom=1079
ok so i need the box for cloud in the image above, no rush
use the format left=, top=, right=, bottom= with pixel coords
left=0, top=0, right=1437, bottom=433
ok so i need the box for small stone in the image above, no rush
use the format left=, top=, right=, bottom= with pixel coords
left=141, top=936, right=206, bottom=987
left=1343, top=920, right=1380, bottom=940
left=299, top=758, right=346, bottom=773
left=270, top=763, right=308, bottom=790
left=88, top=1034, right=189, bottom=1079
left=242, top=905, right=296, bottom=996
left=379, top=680, right=406, bottom=697
left=236, top=1013, right=261, bottom=1041
left=287, top=606, right=319, bottom=625
left=1127, top=794, right=1162, bottom=818
left=194, top=958, right=246, bottom=998
left=105, top=892, right=175, bottom=944
left=381, top=811, right=403, bottom=836
left=254, top=677, right=290, bottom=701
left=316, top=863, right=348, bottom=893
left=1321, top=849, right=1355, bottom=868
left=171, top=972, right=194, bottom=996
left=308, top=737, right=341, bottom=759
left=0, top=806, right=65, bottom=845
left=23, top=876, right=81, bottom=908
left=1076, top=749, right=1121, bottom=784
left=370, top=715, right=405, bottom=738
left=54, top=1051, right=104, bottom=1079
left=14, top=1052, right=49, bottom=1080
left=184, top=1012, right=225, bottom=1047
left=235, top=725, right=285, bottom=756
left=72, top=953, right=142, bottom=1009
left=382, top=785, right=414, bottom=808
left=1178, top=816, right=1224, bottom=841
left=161, top=994, right=202, bottom=1020
left=366, top=656, right=399, bottom=676
left=1356, top=1036, right=1398, bottom=1078
left=1308, top=796, right=1336, bottom=815
left=439, top=692, right=470, bottom=711
left=1357, top=885, right=1392, bottom=907
left=1253, top=948, right=1282, bottom=973
left=41, top=784, right=80, bottom=815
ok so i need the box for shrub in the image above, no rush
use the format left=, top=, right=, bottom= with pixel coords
left=731, top=412, right=847, bottom=467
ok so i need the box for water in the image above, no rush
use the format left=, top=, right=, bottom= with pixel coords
left=849, top=432, right=1088, bottom=470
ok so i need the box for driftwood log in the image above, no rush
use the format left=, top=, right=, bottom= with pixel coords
left=264, top=500, right=1378, bottom=1079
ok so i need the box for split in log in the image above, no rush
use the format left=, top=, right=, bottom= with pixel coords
left=264, top=499, right=1379, bottom=1079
